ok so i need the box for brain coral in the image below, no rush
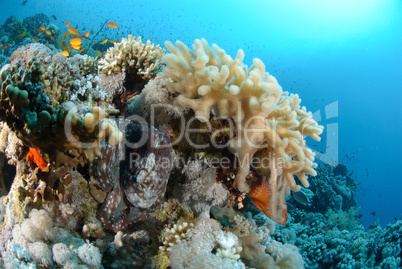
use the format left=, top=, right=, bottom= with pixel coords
left=161, top=38, right=323, bottom=223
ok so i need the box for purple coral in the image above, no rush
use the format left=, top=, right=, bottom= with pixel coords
left=92, top=122, right=174, bottom=232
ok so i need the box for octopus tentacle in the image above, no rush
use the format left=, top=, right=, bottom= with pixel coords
left=97, top=182, right=129, bottom=232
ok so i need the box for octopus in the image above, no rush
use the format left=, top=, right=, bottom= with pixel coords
left=91, top=121, right=175, bottom=232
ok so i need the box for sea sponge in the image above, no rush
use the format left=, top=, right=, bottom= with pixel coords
left=161, top=38, right=323, bottom=223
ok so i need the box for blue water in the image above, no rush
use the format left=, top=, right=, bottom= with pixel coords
left=1, top=0, right=401, bottom=228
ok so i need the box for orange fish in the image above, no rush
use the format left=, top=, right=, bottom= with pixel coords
left=19, top=33, right=26, bottom=37
left=60, top=50, right=69, bottom=57
left=70, top=38, right=82, bottom=46
left=45, top=30, right=51, bottom=35
left=70, top=44, right=81, bottom=50
left=100, top=39, right=108, bottom=44
left=96, top=50, right=102, bottom=57
left=80, top=31, right=90, bottom=39
left=106, top=22, right=118, bottom=28
left=79, top=47, right=86, bottom=53
left=50, top=36, right=55, bottom=41
left=26, top=147, right=48, bottom=171
left=32, top=37, right=38, bottom=40
left=40, top=26, right=46, bottom=31
left=93, top=41, right=97, bottom=44
left=65, top=21, right=70, bottom=27
left=108, top=39, right=115, bottom=43
left=1, top=44, right=9, bottom=49
left=68, top=28, right=78, bottom=35
left=248, top=179, right=288, bottom=225
left=35, top=28, right=42, bottom=32
left=63, top=32, right=70, bottom=38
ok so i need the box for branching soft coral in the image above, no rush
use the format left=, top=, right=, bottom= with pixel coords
left=161, top=38, right=323, bottom=224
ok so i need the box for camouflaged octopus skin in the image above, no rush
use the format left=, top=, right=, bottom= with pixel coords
left=92, top=121, right=175, bottom=232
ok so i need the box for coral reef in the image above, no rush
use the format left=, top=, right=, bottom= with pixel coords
left=0, top=43, right=122, bottom=168
left=1, top=27, right=395, bottom=269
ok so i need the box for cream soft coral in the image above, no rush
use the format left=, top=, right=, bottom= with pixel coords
left=161, top=38, right=323, bottom=223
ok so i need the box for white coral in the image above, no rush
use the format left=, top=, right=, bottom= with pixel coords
left=52, top=243, right=73, bottom=266
left=20, top=209, right=55, bottom=243
left=28, top=241, right=53, bottom=266
left=77, top=241, right=102, bottom=267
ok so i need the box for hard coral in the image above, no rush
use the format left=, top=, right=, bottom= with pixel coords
left=98, top=35, right=165, bottom=80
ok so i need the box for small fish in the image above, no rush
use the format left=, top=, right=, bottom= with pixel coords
left=70, top=44, right=81, bottom=50
left=65, top=21, right=70, bottom=27
left=50, top=36, right=55, bottom=41
left=19, top=33, right=26, bottom=37
left=52, top=15, right=57, bottom=20
left=321, top=225, right=332, bottom=231
left=60, top=50, right=69, bottom=57
left=36, top=28, right=42, bottom=32
left=108, top=39, right=115, bottom=43
left=22, top=0, right=27, bottom=5
left=100, top=39, right=108, bottom=44
left=63, top=32, right=70, bottom=38
left=40, top=26, right=46, bottom=31
left=292, top=191, right=311, bottom=206
left=96, top=50, right=102, bottom=56
left=106, top=22, right=118, bottom=28
left=1, top=44, right=9, bottom=49
left=79, top=47, right=85, bottom=53
left=93, top=41, right=97, bottom=44
left=70, top=38, right=82, bottom=46
left=45, top=30, right=51, bottom=35
left=32, top=36, right=38, bottom=40
left=80, top=31, right=90, bottom=39
left=249, top=179, right=287, bottom=225
left=371, top=212, right=376, bottom=216
left=68, top=28, right=78, bottom=36
left=12, top=23, right=20, bottom=28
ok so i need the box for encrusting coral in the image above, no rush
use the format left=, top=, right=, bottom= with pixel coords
left=161, top=38, right=323, bottom=223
